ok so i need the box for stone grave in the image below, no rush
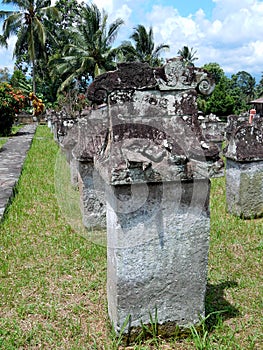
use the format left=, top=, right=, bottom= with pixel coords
left=71, top=113, right=108, bottom=229
left=86, top=58, right=218, bottom=338
left=224, top=117, right=263, bottom=218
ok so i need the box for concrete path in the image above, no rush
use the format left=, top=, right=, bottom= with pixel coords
left=0, top=124, right=37, bottom=221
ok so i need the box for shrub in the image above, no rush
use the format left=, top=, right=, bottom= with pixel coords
left=0, top=83, right=26, bottom=136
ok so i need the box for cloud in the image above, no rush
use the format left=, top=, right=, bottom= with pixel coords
left=0, top=35, right=16, bottom=72
left=92, top=0, right=114, bottom=13
left=138, top=0, right=263, bottom=77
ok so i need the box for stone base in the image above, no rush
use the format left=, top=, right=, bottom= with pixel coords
left=226, top=159, right=263, bottom=218
left=106, top=179, right=210, bottom=336
left=78, top=161, right=106, bottom=228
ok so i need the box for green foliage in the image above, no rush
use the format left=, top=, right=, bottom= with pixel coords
left=0, top=82, right=26, bottom=136
left=178, top=45, right=198, bottom=67
left=203, top=62, right=225, bottom=84
left=231, top=71, right=256, bottom=99
left=9, top=69, right=31, bottom=92
left=120, top=25, right=169, bottom=67
left=50, top=2, right=124, bottom=92
left=199, top=63, right=256, bottom=117
left=205, top=76, right=236, bottom=116
left=0, top=0, right=60, bottom=93
left=229, top=71, right=256, bottom=112
left=255, top=72, right=263, bottom=97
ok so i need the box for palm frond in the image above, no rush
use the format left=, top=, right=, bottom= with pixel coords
left=33, top=17, right=46, bottom=46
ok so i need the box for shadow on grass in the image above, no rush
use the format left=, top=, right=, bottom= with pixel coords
left=205, top=281, right=239, bottom=330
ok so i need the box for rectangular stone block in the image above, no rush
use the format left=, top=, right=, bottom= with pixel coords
left=106, top=179, right=210, bottom=336
left=78, top=162, right=106, bottom=229
left=226, top=159, right=263, bottom=218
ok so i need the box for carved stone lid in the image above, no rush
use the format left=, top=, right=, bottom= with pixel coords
left=94, top=116, right=219, bottom=185
left=224, top=118, right=263, bottom=161
left=87, top=58, right=215, bottom=105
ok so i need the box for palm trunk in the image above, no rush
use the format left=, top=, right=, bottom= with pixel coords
left=32, top=60, right=36, bottom=94
left=30, top=24, right=36, bottom=94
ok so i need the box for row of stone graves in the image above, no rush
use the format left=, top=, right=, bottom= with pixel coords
left=48, top=58, right=262, bottom=340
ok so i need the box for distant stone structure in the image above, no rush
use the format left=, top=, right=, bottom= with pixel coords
left=71, top=113, right=108, bottom=229
left=224, top=117, right=263, bottom=218
left=85, top=58, right=218, bottom=338
left=198, top=113, right=226, bottom=149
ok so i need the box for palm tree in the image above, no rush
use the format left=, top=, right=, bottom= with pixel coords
left=0, top=0, right=60, bottom=93
left=177, top=46, right=198, bottom=67
left=120, top=25, right=169, bottom=67
left=52, top=3, right=124, bottom=91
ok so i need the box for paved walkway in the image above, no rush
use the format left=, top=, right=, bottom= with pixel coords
left=0, top=124, right=37, bottom=221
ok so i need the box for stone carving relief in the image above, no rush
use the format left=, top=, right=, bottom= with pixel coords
left=87, top=58, right=215, bottom=105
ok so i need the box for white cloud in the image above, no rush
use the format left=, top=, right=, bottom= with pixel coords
left=92, top=0, right=114, bottom=13
left=114, top=4, right=132, bottom=23
left=0, top=35, right=16, bottom=72
left=138, top=0, right=263, bottom=77
left=212, top=0, right=255, bottom=19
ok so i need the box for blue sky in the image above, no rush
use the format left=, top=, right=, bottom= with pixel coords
left=1, top=0, right=263, bottom=80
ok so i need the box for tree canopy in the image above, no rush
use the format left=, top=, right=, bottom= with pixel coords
left=0, top=1, right=261, bottom=116
left=120, top=25, right=170, bottom=67
left=0, top=0, right=60, bottom=93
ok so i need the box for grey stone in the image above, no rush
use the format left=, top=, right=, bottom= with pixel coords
left=72, top=116, right=108, bottom=229
left=226, top=159, right=263, bottom=218
left=77, top=162, right=106, bottom=228
left=88, top=59, right=216, bottom=336
left=0, top=124, right=37, bottom=221
left=106, top=179, right=210, bottom=333
left=224, top=118, right=263, bottom=218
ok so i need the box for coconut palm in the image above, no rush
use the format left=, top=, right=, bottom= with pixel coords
left=177, top=46, right=198, bottom=67
left=52, top=3, right=124, bottom=91
left=0, top=0, right=60, bottom=93
left=120, top=25, right=169, bottom=67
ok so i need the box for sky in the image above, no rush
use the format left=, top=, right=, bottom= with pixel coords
left=1, top=0, right=263, bottom=80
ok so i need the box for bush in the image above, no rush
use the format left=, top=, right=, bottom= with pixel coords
left=0, top=83, right=26, bottom=136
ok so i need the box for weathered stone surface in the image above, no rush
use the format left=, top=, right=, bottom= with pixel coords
left=225, top=117, right=263, bottom=218
left=87, top=60, right=216, bottom=336
left=225, top=114, right=248, bottom=142
left=0, top=124, right=37, bottom=221
left=224, top=119, right=263, bottom=161
left=199, top=116, right=226, bottom=144
left=95, top=92, right=220, bottom=186
left=78, top=162, right=106, bottom=228
left=87, top=58, right=215, bottom=105
left=60, top=124, right=79, bottom=186
left=106, top=179, right=210, bottom=334
left=226, top=159, right=263, bottom=218
left=72, top=116, right=108, bottom=229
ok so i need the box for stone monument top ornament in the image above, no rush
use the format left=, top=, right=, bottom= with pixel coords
left=87, top=57, right=215, bottom=105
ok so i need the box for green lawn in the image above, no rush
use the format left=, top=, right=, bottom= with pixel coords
left=0, top=126, right=262, bottom=349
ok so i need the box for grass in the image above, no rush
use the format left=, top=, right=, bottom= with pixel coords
left=0, top=125, right=262, bottom=349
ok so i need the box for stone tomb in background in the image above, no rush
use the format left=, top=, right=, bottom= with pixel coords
left=224, top=117, right=263, bottom=218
